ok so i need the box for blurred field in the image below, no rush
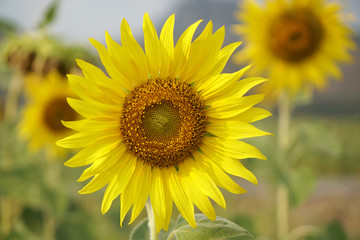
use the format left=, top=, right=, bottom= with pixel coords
left=0, top=0, right=359, bottom=239
left=3, top=114, right=359, bottom=240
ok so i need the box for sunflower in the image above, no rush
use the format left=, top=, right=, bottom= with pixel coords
left=233, top=0, right=356, bottom=98
left=57, top=13, right=271, bottom=231
left=19, top=71, right=77, bottom=158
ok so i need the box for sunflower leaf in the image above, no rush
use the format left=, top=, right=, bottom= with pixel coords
left=130, top=219, right=150, bottom=240
left=167, top=213, right=252, bottom=240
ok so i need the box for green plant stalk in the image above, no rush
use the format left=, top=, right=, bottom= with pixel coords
left=276, top=92, right=291, bottom=240
left=4, top=72, right=22, bottom=120
left=1, top=70, right=24, bottom=236
left=146, top=201, right=158, bottom=240
left=0, top=197, right=12, bottom=235
left=43, top=212, right=56, bottom=240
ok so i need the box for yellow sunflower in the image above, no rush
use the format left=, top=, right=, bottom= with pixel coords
left=19, top=71, right=77, bottom=158
left=233, top=0, right=356, bottom=98
left=57, top=13, right=271, bottom=231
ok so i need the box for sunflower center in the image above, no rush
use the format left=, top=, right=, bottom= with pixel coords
left=120, top=78, right=207, bottom=168
left=43, top=97, right=76, bottom=132
left=269, top=9, right=323, bottom=62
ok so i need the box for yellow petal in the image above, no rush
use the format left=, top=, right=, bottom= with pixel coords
left=230, top=107, right=272, bottom=123
left=101, top=155, right=137, bottom=214
left=78, top=173, right=113, bottom=194
left=120, top=161, right=140, bottom=225
left=75, top=59, right=124, bottom=93
left=143, top=13, right=160, bottom=78
left=199, top=65, right=251, bottom=99
left=62, top=118, right=119, bottom=132
left=57, top=131, right=118, bottom=149
left=159, top=14, right=175, bottom=77
left=67, top=98, right=120, bottom=119
left=149, top=167, right=166, bottom=229
left=207, top=120, right=271, bottom=140
left=172, top=20, right=202, bottom=77
left=196, top=41, right=242, bottom=88
left=129, top=164, right=152, bottom=224
left=164, top=167, right=196, bottom=228
left=203, top=137, right=267, bottom=160
left=180, top=158, right=226, bottom=209
left=120, top=18, right=149, bottom=80
left=105, top=31, right=144, bottom=86
left=209, top=77, right=267, bottom=103
left=64, top=137, right=121, bottom=167
left=207, top=94, right=264, bottom=119
left=77, top=143, right=126, bottom=182
left=181, top=24, right=224, bottom=83
left=180, top=161, right=216, bottom=220
left=89, top=38, right=134, bottom=91
left=200, top=145, right=258, bottom=184
left=195, top=152, right=247, bottom=194
left=68, top=74, right=124, bottom=104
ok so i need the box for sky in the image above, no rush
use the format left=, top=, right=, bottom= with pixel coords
left=0, top=0, right=187, bottom=43
left=0, top=0, right=359, bottom=45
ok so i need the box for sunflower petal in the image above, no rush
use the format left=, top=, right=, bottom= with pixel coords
left=180, top=158, right=226, bottom=209
left=203, top=137, right=267, bottom=160
left=159, top=14, right=175, bottom=77
left=101, top=155, right=137, bottom=214
left=143, top=13, right=160, bottom=77
left=165, top=167, right=196, bottom=228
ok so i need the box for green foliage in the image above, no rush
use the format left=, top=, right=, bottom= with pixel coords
left=305, top=220, right=349, bottom=240
left=0, top=19, right=17, bottom=36
left=130, top=219, right=150, bottom=240
left=130, top=214, right=252, bottom=240
left=38, top=1, right=59, bottom=29
left=288, top=167, right=316, bottom=207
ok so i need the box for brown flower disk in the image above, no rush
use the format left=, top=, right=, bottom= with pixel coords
left=120, top=78, right=207, bottom=168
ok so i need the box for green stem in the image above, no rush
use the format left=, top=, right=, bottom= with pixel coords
left=1, top=71, right=24, bottom=237
left=276, top=183, right=289, bottom=240
left=276, top=92, right=291, bottom=240
left=43, top=212, right=56, bottom=240
left=146, top=202, right=158, bottom=240
left=284, top=225, right=318, bottom=240
left=4, top=72, right=22, bottom=120
left=0, top=197, right=12, bottom=235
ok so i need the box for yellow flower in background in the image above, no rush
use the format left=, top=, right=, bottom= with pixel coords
left=57, top=13, right=271, bottom=231
left=19, top=71, right=77, bottom=158
left=233, top=0, right=356, bottom=98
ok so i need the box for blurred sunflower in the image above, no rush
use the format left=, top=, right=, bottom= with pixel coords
left=57, top=13, right=271, bottom=231
left=1, top=32, right=95, bottom=76
left=233, top=0, right=356, bottom=98
left=20, top=71, right=77, bottom=158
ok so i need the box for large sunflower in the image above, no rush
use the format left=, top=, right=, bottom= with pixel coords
left=57, top=13, right=270, bottom=231
left=19, top=71, right=77, bottom=158
left=233, top=0, right=356, bottom=97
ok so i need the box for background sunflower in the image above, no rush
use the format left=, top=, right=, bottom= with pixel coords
left=233, top=0, right=356, bottom=98
left=19, top=71, right=77, bottom=158
left=0, top=0, right=359, bottom=239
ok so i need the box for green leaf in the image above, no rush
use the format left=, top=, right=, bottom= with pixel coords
left=288, top=167, right=316, bottom=207
left=130, top=219, right=150, bottom=240
left=38, top=1, right=59, bottom=29
left=167, top=214, right=252, bottom=240
left=305, top=220, right=349, bottom=240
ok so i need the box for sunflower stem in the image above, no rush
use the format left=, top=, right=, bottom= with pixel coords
left=4, top=72, right=23, bottom=120
left=146, top=201, right=158, bottom=240
left=276, top=92, right=291, bottom=240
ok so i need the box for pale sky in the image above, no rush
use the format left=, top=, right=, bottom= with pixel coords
left=0, top=0, right=187, bottom=43
left=0, top=0, right=358, bottom=45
